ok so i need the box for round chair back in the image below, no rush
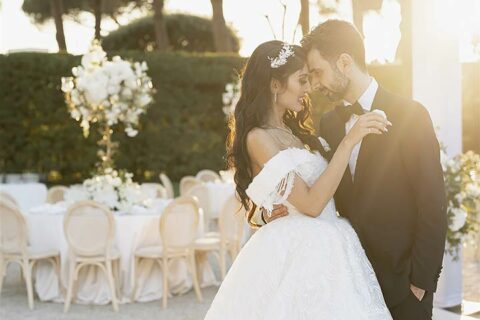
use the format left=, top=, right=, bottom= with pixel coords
left=64, top=200, right=115, bottom=257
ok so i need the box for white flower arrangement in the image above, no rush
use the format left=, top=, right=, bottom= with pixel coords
left=222, top=81, right=241, bottom=117
left=61, top=41, right=154, bottom=138
left=442, top=149, right=480, bottom=258
left=64, top=169, right=150, bottom=212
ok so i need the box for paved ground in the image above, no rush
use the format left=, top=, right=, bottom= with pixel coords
left=0, top=263, right=215, bottom=320
left=1, top=251, right=479, bottom=320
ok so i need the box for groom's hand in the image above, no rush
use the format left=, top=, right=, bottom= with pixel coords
left=262, top=204, right=289, bottom=223
left=410, top=283, right=426, bottom=301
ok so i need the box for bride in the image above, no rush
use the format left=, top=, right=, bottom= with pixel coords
left=204, top=41, right=392, bottom=320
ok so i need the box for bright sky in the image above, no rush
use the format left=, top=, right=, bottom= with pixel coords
left=1, top=0, right=479, bottom=62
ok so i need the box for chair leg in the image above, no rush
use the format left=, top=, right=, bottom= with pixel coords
left=64, top=261, right=76, bottom=313
left=53, top=256, right=63, bottom=295
left=106, top=260, right=119, bottom=312
left=219, top=248, right=227, bottom=280
left=131, top=257, right=142, bottom=301
left=113, top=259, right=121, bottom=298
left=161, top=258, right=169, bottom=309
left=22, top=259, right=34, bottom=310
left=189, top=253, right=203, bottom=302
left=0, top=257, right=4, bottom=296
left=194, top=251, right=208, bottom=285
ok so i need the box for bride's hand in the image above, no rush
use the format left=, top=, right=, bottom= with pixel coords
left=344, top=112, right=391, bottom=148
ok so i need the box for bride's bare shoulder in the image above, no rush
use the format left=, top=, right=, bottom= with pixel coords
left=246, top=128, right=281, bottom=167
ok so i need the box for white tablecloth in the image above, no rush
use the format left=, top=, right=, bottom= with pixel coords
left=204, top=181, right=235, bottom=219
left=0, top=183, right=47, bottom=211
left=27, top=200, right=219, bottom=304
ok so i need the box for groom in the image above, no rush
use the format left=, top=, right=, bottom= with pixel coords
left=262, top=20, right=447, bottom=320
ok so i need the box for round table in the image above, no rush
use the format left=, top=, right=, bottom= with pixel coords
left=27, top=200, right=219, bottom=304
left=204, top=181, right=235, bottom=219
left=0, top=183, right=47, bottom=211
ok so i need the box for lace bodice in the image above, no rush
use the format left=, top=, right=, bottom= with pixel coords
left=246, top=147, right=337, bottom=221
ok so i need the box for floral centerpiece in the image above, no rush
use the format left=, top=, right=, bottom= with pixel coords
left=222, top=81, right=241, bottom=117
left=61, top=41, right=154, bottom=171
left=64, top=168, right=152, bottom=212
left=441, top=149, right=480, bottom=258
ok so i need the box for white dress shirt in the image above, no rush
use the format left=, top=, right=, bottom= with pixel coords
left=344, top=77, right=379, bottom=179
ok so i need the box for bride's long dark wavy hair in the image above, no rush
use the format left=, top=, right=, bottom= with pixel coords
left=226, top=40, right=328, bottom=228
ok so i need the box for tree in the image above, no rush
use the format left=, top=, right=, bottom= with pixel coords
left=152, top=0, right=169, bottom=51
left=298, top=0, right=309, bottom=36
left=210, top=0, right=234, bottom=52
left=318, top=0, right=382, bottom=36
left=22, top=0, right=136, bottom=43
left=50, top=0, right=68, bottom=52
left=22, top=0, right=68, bottom=52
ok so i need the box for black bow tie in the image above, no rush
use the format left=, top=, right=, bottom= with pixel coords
left=335, top=102, right=365, bottom=123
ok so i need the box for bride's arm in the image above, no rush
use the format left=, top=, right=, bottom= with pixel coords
left=247, top=113, right=389, bottom=218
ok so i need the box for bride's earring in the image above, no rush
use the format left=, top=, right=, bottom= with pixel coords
left=274, top=92, right=278, bottom=103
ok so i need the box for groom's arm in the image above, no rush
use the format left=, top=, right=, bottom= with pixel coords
left=401, top=103, right=448, bottom=293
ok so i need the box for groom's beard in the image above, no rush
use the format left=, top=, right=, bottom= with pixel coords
left=322, top=70, right=350, bottom=102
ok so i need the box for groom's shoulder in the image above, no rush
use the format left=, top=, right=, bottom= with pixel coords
left=379, top=87, right=428, bottom=117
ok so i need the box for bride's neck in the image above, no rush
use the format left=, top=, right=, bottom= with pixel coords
left=264, top=106, right=286, bottom=128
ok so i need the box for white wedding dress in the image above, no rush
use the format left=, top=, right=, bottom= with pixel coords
left=204, top=147, right=392, bottom=320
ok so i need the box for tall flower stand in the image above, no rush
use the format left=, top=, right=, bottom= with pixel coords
left=433, top=248, right=463, bottom=308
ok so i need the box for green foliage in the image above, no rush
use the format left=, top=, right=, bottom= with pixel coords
left=22, top=0, right=134, bottom=24
left=102, top=14, right=240, bottom=53
left=0, top=51, right=245, bottom=184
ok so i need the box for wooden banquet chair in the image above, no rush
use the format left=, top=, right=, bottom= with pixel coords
left=131, top=196, right=203, bottom=309
left=63, top=200, right=120, bottom=312
left=0, top=200, right=60, bottom=310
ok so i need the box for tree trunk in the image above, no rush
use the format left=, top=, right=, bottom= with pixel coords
left=50, top=0, right=67, bottom=52
left=351, top=0, right=364, bottom=36
left=395, top=0, right=412, bottom=96
left=210, top=0, right=232, bottom=52
left=299, top=0, right=309, bottom=36
left=93, top=0, right=102, bottom=39
left=152, top=0, right=169, bottom=51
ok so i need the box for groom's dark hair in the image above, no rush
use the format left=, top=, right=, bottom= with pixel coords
left=301, top=19, right=367, bottom=72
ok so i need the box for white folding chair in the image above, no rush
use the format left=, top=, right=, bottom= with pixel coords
left=159, top=173, right=175, bottom=199
left=63, top=200, right=120, bottom=312
left=194, top=195, right=246, bottom=280
left=0, top=191, right=19, bottom=208
left=47, top=185, right=68, bottom=204
left=186, top=184, right=215, bottom=232
left=0, top=200, right=60, bottom=310
left=131, top=196, right=202, bottom=308
left=196, top=169, right=221, bottom=183
left=141, top=183, right=168, bottom=199
left=179, top=176, right=202, bottom=196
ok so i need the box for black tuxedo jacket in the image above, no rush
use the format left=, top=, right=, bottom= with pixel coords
left=319, top=86, right=447, bottom=307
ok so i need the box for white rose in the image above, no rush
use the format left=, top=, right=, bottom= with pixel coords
left=466, top=183, right=480, bottom=197
left=455, top=192, right=465, bottom=204
left=222, top=92, right=232, bottom=105
left=450, top=207, right=467, bottom=232
left=125, top=127, right=138, bottom=137
left=81, top=46, right=107, bottom=68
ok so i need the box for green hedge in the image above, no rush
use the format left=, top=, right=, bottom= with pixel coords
left=102, top=14, right=240, bottom=53
left=0, top=52, right=245, bottom=184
